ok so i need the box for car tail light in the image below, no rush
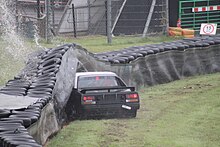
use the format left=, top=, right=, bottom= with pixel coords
left=126, top=93, right=138, bottom=99
left=83, top=96, right=95, bottom=101
left=126, top=93, right=139, bottom=102
left=83, top=96, right=96, bottom=104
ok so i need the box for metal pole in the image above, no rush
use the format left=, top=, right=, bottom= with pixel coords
left=45, top=0, right=49, bottom=42
left=72, top=4, right=76, bottom=38
left=37, top=0, right=40, bottom=18
left=166, top=0, right=169, bottom=35
left=15, top=0, right=19, bottom=33
left=142, top=0, right=156, bottom=37
left=106, top=0, right=112, bottom=44
left=87, top=0, right=91, bottom=34
left=45, top=0, right=51, bottom=43
left=51, top=0, right=55, bottom=30
left=105, top=1, right=107, bottom=35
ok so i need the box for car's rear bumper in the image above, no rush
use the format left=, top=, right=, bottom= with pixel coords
left=81, top=103, right=140, bottom=116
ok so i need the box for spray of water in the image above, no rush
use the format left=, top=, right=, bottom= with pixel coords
left=0, top=0, right=27, bottom=59
left=0, top=0, right=46, bottom=84
left=33, top=23, right=45, bottom=49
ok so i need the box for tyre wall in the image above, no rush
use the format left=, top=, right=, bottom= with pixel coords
left=0, top=36, right=220, bottom=146
left=127, top=45, right=220, bottom=89
left=0, top=44, right=78, bottom=146
left=75, top=36, right=220, bottom=89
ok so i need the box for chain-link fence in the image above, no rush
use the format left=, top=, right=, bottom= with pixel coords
left=112, top=0, right=167, bottom=36
left=58, top=0, right=168, bottom=36
left=1, top=0, right=168, bottom=38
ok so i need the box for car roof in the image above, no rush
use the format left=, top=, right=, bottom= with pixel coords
left=76, top=71, right=117, bottom=77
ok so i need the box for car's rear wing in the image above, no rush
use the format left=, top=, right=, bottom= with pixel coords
left=80, top=86, right=135, bottom=94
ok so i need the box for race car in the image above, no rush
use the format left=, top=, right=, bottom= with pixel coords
left=68, top=71, right=140, bottom=118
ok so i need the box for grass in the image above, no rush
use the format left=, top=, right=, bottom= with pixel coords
left=46, top=73, right=220, bottom=147
left=51, top=35, right=182, bottom=53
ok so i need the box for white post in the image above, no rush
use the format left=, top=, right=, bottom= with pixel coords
left=142, top=0, right=156, bottom=37
left=111, top=0, right=127, bottom=34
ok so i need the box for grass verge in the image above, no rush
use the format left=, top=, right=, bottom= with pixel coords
left=46, top=73, right=220, bottom=147
left=51, top=35, right=182, bottom=53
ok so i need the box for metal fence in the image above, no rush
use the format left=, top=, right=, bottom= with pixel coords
left=3, top=0, right=168, bottom=38
left=179, top=0, right=220, bottom=31
left=112, top=0, right=167, bottom=36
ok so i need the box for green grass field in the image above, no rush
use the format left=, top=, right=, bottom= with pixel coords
left=53, top=35, right=181, bottom=53
left=46, top=73, right=220, bottom=147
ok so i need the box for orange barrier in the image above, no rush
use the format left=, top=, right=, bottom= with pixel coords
left=169, top=27, right=195, bottom=38
left=182, top=34, right=194, bottom=38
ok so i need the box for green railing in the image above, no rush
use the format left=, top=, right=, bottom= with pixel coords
left=179, top=0, right=220, bottom=31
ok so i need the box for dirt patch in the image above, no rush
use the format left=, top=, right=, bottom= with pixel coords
left=183, top=83, right=213, bottom=89
left=172, top=83, right=213, bottom=96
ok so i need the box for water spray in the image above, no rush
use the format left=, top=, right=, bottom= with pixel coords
left=0, top=0, right=27, bottom=59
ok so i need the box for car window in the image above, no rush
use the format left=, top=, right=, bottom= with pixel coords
left=77, top=75, right=125, bottom=89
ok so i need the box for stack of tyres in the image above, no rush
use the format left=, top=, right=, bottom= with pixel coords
left=26, top=45, right=69, bottom=99
left=0, top=80, right=30, bottom=96
left=0, top=44, right=74, bottom=146
left=93, top=35, right=220, bottom=64
left=0, top=123, right=42, bottom=147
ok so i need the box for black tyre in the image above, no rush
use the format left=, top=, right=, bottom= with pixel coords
left=8, top=116, right=31, bottom=128
left=38, top=58, right=61, bottom=69
left=137, top=50, right=148, bottom=56
left=0, top=119, right=24, bottom=125
left=36, top=72, right=56, bottom=79
left=30, top=82, right=54, bottom=89
left=40, top=53, right=62, bottom=63
left=0, top=110, right=10, bottom=119
left=118, top=55, right=135, bottom=62
left=163, top=46, right=172, bottom=51
left=213, top=40, right=220, bottom=44
left=0, top=91, right=26, bottom=96
left=113, top=57, right=129, bottom=64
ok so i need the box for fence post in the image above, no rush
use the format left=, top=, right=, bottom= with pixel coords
left=87, top=0, right=91, bottom=34
left=142, top=0, right=156, bottom=37
left=37, top=0, right=40, bottom=18
left=72, top=4, right=76, bottom=38
left=166, top=0, right=169, bottom=35
left=106, top=0, right=112, bottom=44
left=45, top=0, right=52, bottom=43
left=51, top=0, right=55, bottom=31
left=15, top=0, right=19, bottom=33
